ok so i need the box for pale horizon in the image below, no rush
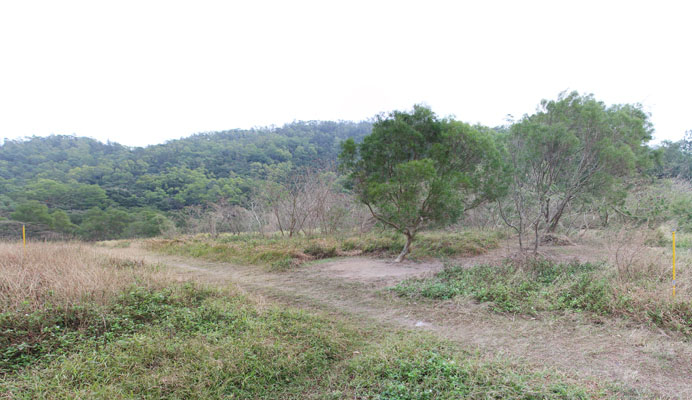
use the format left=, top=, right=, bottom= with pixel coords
left=1, top=0, right=690, bottom=147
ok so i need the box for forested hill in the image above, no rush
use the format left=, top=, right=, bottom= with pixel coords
left=2, top=110, right=692, bottom=242
left=0, top=120, right=371, bottom=216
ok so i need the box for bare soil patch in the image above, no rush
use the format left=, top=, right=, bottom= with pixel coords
left=314, top=257, right=443, bottom=284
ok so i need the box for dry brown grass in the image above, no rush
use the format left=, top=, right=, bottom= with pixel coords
left=0, top=242, right=169, bottom=313
left=600, top=226, right=690, bottom=303
left=605, top=227, right=669, bottom=282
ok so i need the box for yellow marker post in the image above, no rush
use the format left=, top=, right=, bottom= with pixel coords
left=22, top=224, right=26, bottom=250
left=673, top=231, right=676, bottom=298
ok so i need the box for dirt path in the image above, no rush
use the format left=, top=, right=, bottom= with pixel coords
left=100, top=243, right=692, bottom=399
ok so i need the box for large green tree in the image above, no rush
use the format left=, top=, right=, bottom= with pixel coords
left=10, top=201, right=54, bottom=226
left=78, top=207, right=133, bottom=240
left=500, top=91, right=653, bottom=251
left=340, top=105, right=505, bottom=262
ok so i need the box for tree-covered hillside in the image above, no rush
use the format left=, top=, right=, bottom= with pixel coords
left=0, top=121, right=371, bottom=238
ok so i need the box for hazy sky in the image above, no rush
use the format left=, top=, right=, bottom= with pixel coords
left=1, top=0, right=690, bottom=147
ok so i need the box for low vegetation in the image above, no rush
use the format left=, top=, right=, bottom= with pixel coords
left=2, top=243, right=617, bottom=399
left=393, top=256, right=692, bottom=337
left=0, top=243, right=168, bottom=372
left=0, top=243, right=164, bottom=312
left=338, top=335, right=603, bottom=399
left=144, top=230, right=505, bottom=270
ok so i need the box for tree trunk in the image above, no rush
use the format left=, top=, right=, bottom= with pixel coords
left=547, top=197, right=571, bottom=233
left=210, top=217, right=217, bottom=239
left=274, top=208, right=284, bottom=237
left=395, top=233, right=413, bottom=263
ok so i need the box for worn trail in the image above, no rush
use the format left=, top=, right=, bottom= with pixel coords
left=101, top=243, right=692, bottom=399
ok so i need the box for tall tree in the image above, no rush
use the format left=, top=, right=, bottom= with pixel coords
left=500, top=91, right=653, bottom=250
left=340, top=105, right=505, bottom=262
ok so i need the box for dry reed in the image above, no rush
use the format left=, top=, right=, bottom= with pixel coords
left=0, top=242, right=168, bottom=312
left=604, top=226, right=690, bottom=304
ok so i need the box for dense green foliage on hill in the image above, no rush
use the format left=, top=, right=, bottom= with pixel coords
left=652, top=130, right=692, bottom=180
left=1, top=121, right=371, bottom=183
left=0, top=121, right=371, bottom=239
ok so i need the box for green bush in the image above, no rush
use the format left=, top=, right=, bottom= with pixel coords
left=303, top=242, right=338, bottom=259
left=270, top=257, right=294, bottom=271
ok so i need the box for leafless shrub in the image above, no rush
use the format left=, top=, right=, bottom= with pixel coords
left=605, top=226, right=668, bottom=283
left=460, top=202, right=505, bottom=230
left=209, top=199, right=254, bottom=236
left=177, top=204, right=214, bottom=235
left=257, top=168, right=367, bottom=237
left=178, top=200, right=255, bottom=237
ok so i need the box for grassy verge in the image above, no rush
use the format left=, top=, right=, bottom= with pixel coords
left=1, top=281, right=356, bottom=398
left=1, top=243, right=620, bottom=399
left=143, top=230, right=505, bottom=270
left=392, top=258, right=692, bottom=337
left=1, top=283, right=609, bottom=399
left=338, top=334, right=608, bottom=399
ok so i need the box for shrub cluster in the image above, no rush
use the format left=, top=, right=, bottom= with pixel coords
left=393, top=258, right=692, bottom=336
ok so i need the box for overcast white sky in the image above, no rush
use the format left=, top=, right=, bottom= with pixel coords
left=0, top=0, right=690, bottom=147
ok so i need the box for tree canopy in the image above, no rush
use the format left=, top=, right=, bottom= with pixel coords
left=340, top=105, right=505, bottom=261
left=499, top=91, right=653, bottom=250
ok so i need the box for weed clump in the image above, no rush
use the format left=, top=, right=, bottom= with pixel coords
left=0, top=283, right=226, bottom=373
left=344, top=335, right=595, bottom=399
left=303, top=242, right=338, bottom=259
left=393, top=257, right=692, bottom=336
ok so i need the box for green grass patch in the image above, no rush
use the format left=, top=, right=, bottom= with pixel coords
left=1, top=280, right=612, bottom=399
left=392, top=258, right=692, bottom=337
left=0, top=283, right=221, bottom=373
left=656, top=230, right=692, bottom=249
left=145, top=230, right=505, bottom=270
left=340, top=334, right=600, bottom=399
left=1, top=282, right=357, bottom=398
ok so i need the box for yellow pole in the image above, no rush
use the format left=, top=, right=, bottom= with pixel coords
left=22, top=224, right=26, bottom=250
left=673, top=231, right=676, bottom=298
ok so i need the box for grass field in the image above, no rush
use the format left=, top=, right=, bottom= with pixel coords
left=1, top=242, right=619, bottom=399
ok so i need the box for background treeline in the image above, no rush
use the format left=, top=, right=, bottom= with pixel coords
left=2, top=93, right=692, bottom=242
left=0, top=121, right=371, bottom=239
